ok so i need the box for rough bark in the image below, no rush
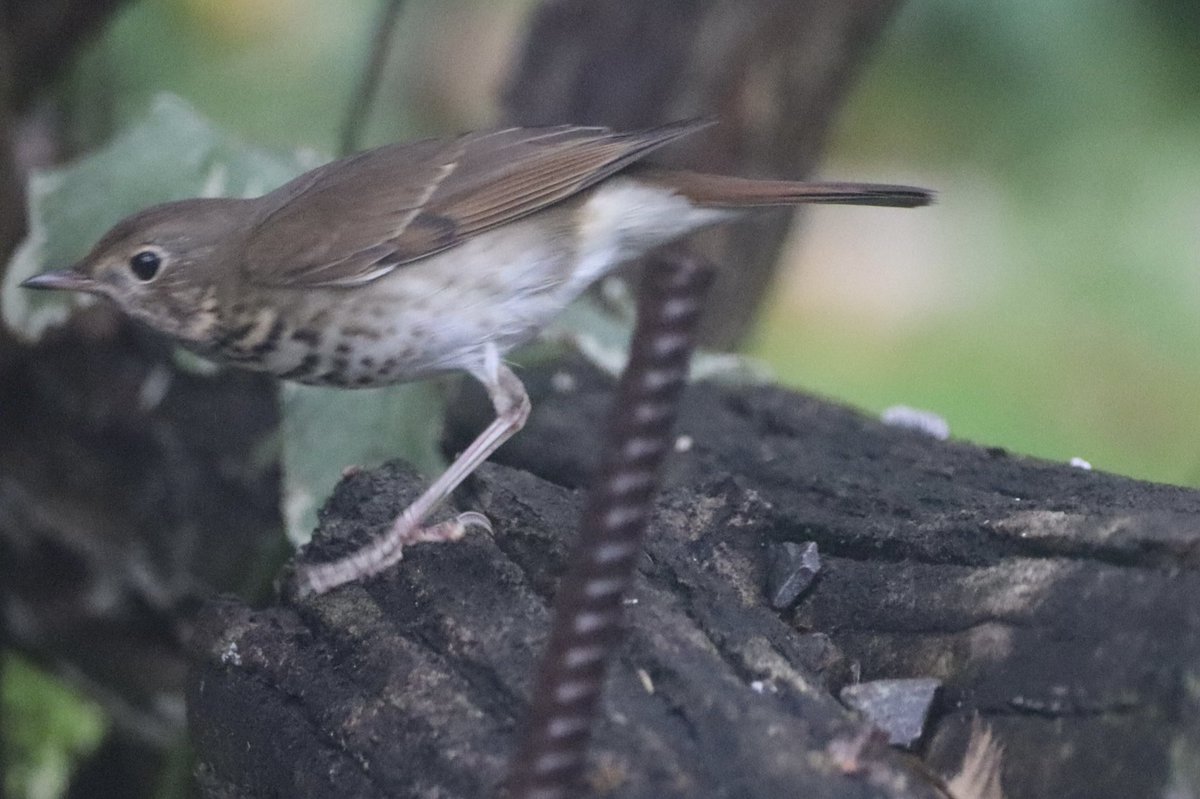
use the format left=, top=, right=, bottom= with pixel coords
left=189, top=359, right=1200, bottom=799
left=503, top=0, right=904, bottom=347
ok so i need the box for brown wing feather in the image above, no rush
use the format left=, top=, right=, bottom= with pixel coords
left=244, top=120, right=710, bottom=289
left=244, top=136, right=468, bottom=288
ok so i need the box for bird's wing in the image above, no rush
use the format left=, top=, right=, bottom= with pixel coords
left=243, top=120, right=709, bottom=289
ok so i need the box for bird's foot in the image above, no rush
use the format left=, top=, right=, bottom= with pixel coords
left=292, top=510, right=492, bottom=599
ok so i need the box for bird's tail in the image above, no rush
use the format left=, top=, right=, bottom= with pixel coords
left=634, top=167, right=934, bottom=209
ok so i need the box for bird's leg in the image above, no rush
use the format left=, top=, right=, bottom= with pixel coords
left=297, top=345, right=530, bottom=596
left=374, top=356, right=530, bottom=565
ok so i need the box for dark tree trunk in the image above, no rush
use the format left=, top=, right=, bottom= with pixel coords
left=0, top=0, right=136, bottom=265
left=503, top=0, right=904, bottom=347
left=189, top=359, right=1200, bottom=799
left=1, top=0, right=133, bottom=110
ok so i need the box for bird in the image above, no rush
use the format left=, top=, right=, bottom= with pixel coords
left=22, top=119, right=932, bottom=595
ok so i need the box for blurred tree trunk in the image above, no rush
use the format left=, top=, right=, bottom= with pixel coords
left=503, top=0, right=904, bottom=347
left=0, top=17, right=29, bottom=270
left=0, top=0, right=134, bottom=267
left=1, top=0, right=132, bottom=109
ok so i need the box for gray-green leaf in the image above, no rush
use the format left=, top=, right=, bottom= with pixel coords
left=280, top=382, right=445, bottom=545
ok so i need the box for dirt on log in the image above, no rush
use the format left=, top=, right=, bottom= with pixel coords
left=188, top=360, right=1200, bottom=799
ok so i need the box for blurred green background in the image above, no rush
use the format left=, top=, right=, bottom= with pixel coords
left=7, top=0, right=1200, bottom=795
left=763, top=0, right=1200, bottom=488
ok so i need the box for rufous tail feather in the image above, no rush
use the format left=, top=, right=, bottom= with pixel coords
left=634, top=167, right=933, bottom=208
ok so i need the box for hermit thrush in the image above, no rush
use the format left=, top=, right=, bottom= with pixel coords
left=22, top=120, right=932, bottom=595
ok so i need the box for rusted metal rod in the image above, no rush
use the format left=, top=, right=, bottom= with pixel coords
left=505, top=251, right=713, bottom=798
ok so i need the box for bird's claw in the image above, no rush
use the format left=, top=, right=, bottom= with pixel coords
left=406, top=510, right=493, bottom=545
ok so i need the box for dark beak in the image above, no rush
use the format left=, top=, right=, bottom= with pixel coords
left=20, top=267, right=98, bottom=293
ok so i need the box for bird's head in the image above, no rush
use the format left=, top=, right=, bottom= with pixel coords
left=21, top=197, right=249, bottom=342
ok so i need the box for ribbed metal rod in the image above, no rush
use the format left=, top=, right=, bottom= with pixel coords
left=505, top=251, right=713, bottom=799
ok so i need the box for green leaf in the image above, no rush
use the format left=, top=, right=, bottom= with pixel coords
left=3, top=654, right=106, bottom=799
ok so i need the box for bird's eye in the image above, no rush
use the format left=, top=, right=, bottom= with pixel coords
left=129, top=250, right=162, bottom=281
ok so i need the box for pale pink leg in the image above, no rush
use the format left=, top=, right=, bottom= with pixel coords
left=296, top=348, right=531, bottom=596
